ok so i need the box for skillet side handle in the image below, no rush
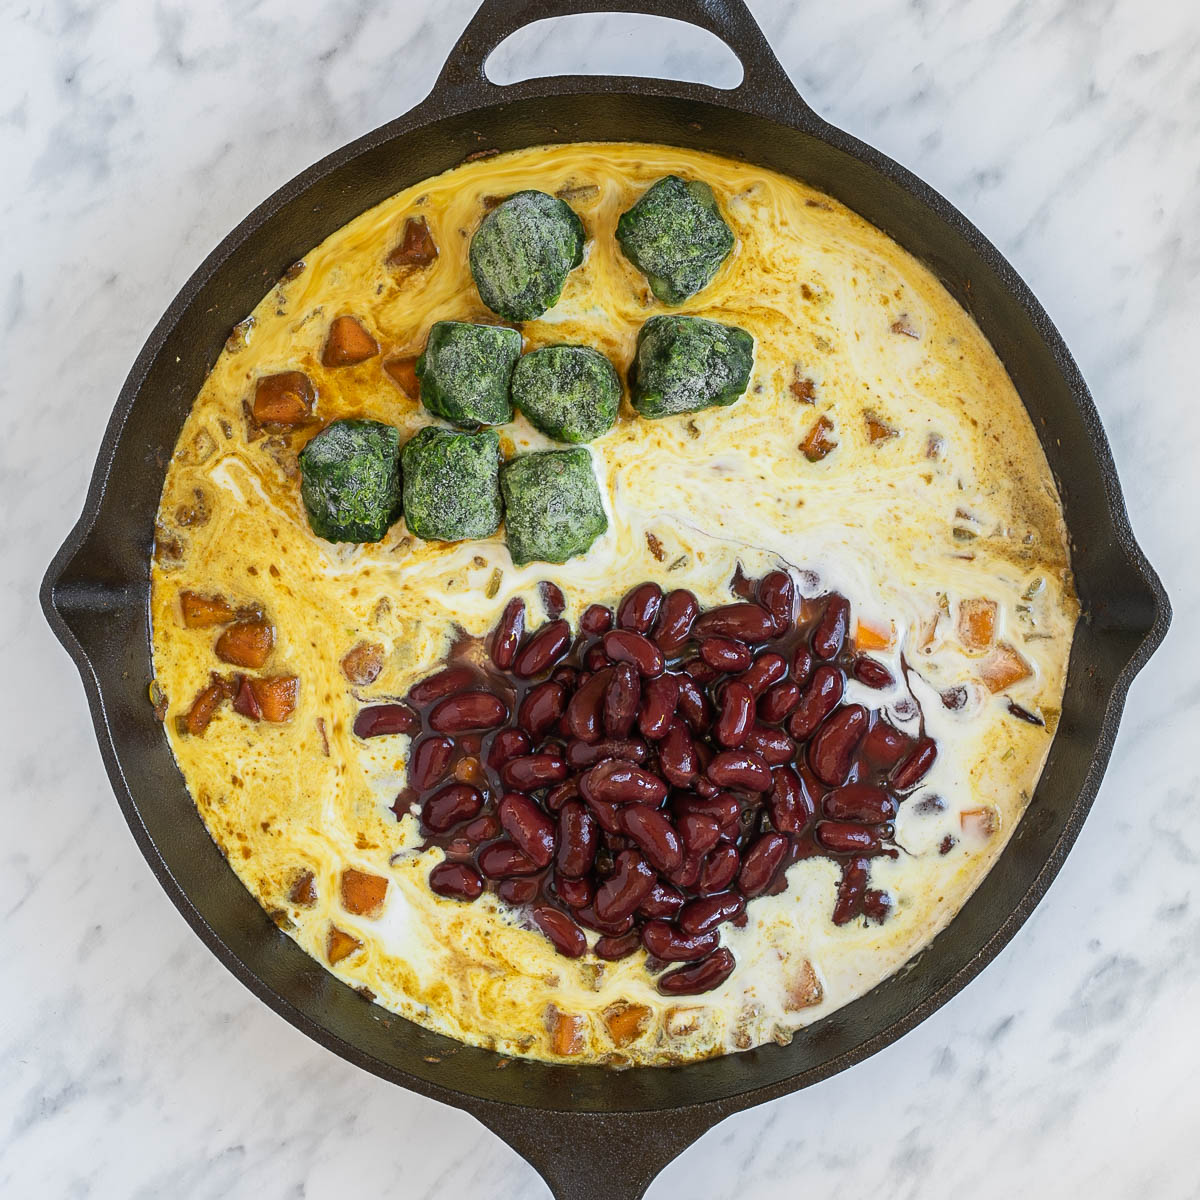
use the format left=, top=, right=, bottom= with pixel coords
left=432, top=0, right=821, bottom=127
left=465, top=1101, right=723, bottom=1200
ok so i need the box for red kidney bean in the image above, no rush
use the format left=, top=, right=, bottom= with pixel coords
left=581, top=759, right=668, bottom=806
left=594, top=931, right=641, bottom=960
left=863, top=889, right=893, bottom=923
left=791, top=645, right=814, bottom=686
left=487, top=727, right=532, bottom=769
left=667, top=852, right=704, bottom=890
left=566, top=667, right=611, bottom=743
left=603, top=629, right=665, bottom=677
left=679, top=891, right=745, bottom=936
left=581, top=603, right=614, bottom=635
left=759, top=680, right=800, bottom=724
left=421, top=783, right=483, bottom=833
left=736, top=652, right=788, bottom=698
left=817, top=821, right=883, bottom=854
left=675, top=675, right=711, bottom=730
left=409, top=664, right=477, bottom=705
left=832, top=857, right=870, bottom=924
left=642, top=920, right=720, bottom=962
left=594, top=850, right=657, bottom=922
left=584, top=645, right=610, bottom=671
left=758, top=570, right=795, bottom=631
left=555, top=873, right=594, bottom=909
left=489, top=599, right=525, bottom=670
left=621, top=805, right=683, bottom=873
left=673, top=792, right=742, bottom=832
left=678, top=812, right=722, bottom=856
left=617, top=582, right=663, bottom=634
left=659, top=718, right=699, bottom=787
left=741, top=723, right=795, bottom=765
left=707, top=749, right=771, bottom=792
left=497, top=876, right=539, bottom=905
left=517, top=681, right=566, bottom=739
left=698, top=844, right=740, bottom=894
left=657, top=947, right=735, bottom=995
left=575, top=903, right=634, bottom=936
left=637, top=673, right=680, bottom=741
left=500, top=752, right=569, bottom=791
left=603, top=662, right=641, bottom=737
left=653, top=589, right=699, bottom=654
left=862, top=720, right=912, bottom=768
left=586, top=795, right=625, bottom=834
left=714, top=681, right=754, bottom=748
left=853, top=655, right=894, bottom=688
left=700, top=636, right=753, bottom=673
left=462, top=814, right=500, bottom=842
left=738, top=831, right=789, bottom=896
left=498, top=792, right=556, bottom=867
left=768, top=766, right=814, bottom=833
left=551, top=663, right=579, bottom=688
left=513, top=619, right=571, bottom=678
left=683, top=656, right=719, bottom=684
left=823, top=783, right=897, bottom=823
left=531, top=906, right=586, bottom=957
left=812, top=594, right=850, bottom=660
left=566, top=737, right=649, bottom=769
left=353, top=703, right=419, bottom=739
left=694, top=777, right=720, bottom=799
left=429, top=691, right=508, bottom=734
left=638, top=879, right=685, bottom=919
left=787, top=665, right=844, bottom=739
left=556, top=800, right=598, bottom=877
left=808, top=703, right=868, bottom=785
left=428, top=861, right=484, bottom=901
left=538, top=580, right=566, bottom=618
left=478, top=840, right=540, bottom=878
left=693, top=602, right=777, bottom=643
left=408, top=735, right=454, bottom=791
left=892, top=737, right=938, bottom=790
left=544, top=778, right=579, bottom=812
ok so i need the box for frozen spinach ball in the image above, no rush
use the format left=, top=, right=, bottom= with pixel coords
left=416, top=321, right=521, bottom=427
left=510, top=344, right=620, bottom=444
left=401, top=426, right=502, bottom=542
left=616, top=176, right=734, bottom=305
left=500, top=449, right=607, bottom=565
left=469, top=190, right=585, bottom=322
left=299, top=419, right=401, bottom=543
left=629, top=315, right=754, bottom=419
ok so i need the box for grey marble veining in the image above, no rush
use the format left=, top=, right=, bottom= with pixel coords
left=3, top=0, right=1197, bottom=1196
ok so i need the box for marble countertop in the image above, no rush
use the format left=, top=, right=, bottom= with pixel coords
left=4, top=0, right=1197, bottom=1196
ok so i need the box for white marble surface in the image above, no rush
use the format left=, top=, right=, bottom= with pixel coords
left=4, top=0, right=1197, bottom=1195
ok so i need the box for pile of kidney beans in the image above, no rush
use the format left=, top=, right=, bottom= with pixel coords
left=353, top=571, right=937, bottom=997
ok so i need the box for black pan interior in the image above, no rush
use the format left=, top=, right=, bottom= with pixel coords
left=45, top=85, right=1167, bottom=1123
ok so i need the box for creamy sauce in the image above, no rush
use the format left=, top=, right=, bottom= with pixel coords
left=150, top=143, right=1077, bottom=1064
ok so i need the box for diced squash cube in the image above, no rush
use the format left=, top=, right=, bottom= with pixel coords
left=341, top=641, right=384, bottom=685
left=179, top=590, right=234, bottom=628
left=800, top=414, right=837, bottom=462
left=387, top=216, right=438, bottom=268
left=322, top=316, right=379, bottom=368
left=181, top=677, right=227, bottom=736
left=384, top=355, right=420, bottom=399
left=957, top=598, right=998, bottom=653
left=289, top=870, right=317, bottom=907
left=854, top=617, right=895, bottom=651
left=327, top=926, right=362, bottom=965
left=215, top=619, right=275, bottom=669
left=250, top=675, right=299, bottom=723
left=960, top=806, right=999, bottom=839
left=864, top=410, right=898, bottom=443
left=979, top=642, right=1031, bottom=692
left=253, top=371, right=315, bottom=427
left=340, top=868, right=388, bottom=918
left=545, top=1005, right=587, bottom=1056
left=603, top=1002, right=652, bottom=1047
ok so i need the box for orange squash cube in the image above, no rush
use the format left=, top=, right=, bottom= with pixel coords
left=252, top=370, right=315, bottom=427
left=289, top=870, right=317, bottom=907
left=603, top=1002, right=652, bottom=1047
left=957, top=598, right=998, bottom=653
left=215, top=619, right=275, bottom=669
left=327, top=926, right=362, bottom=965
left=979, top=642, right=1031, bottom=692
left=182, top=677, right=227, bottom=736
left=248, top=674, right=298, bottom=723
left=340, top=868, right=388, bottom=918
left=960, top=806, right=999, bottom=839
left=800, top=414, right=837, bottom=462
left=340, top=641, right=384, bottom=685
left=179, top=590, right=234, bottom=628
left=384, top=355, right=421, bottom=399
left=784, top=959, right=824, bottom=1011
left=545, top=1005, right=587, bottom=1056
left=854, top=617, right=895, bottom=651
left=322, top=316, right=379, bottom=368
left=387, top=216, right=438, bottom=268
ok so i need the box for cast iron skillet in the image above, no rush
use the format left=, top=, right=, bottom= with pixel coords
left=41, top=1, right=1170, bottom=1196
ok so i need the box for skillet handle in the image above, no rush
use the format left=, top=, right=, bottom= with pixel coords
left=431, top=0, right=819, bottom=126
